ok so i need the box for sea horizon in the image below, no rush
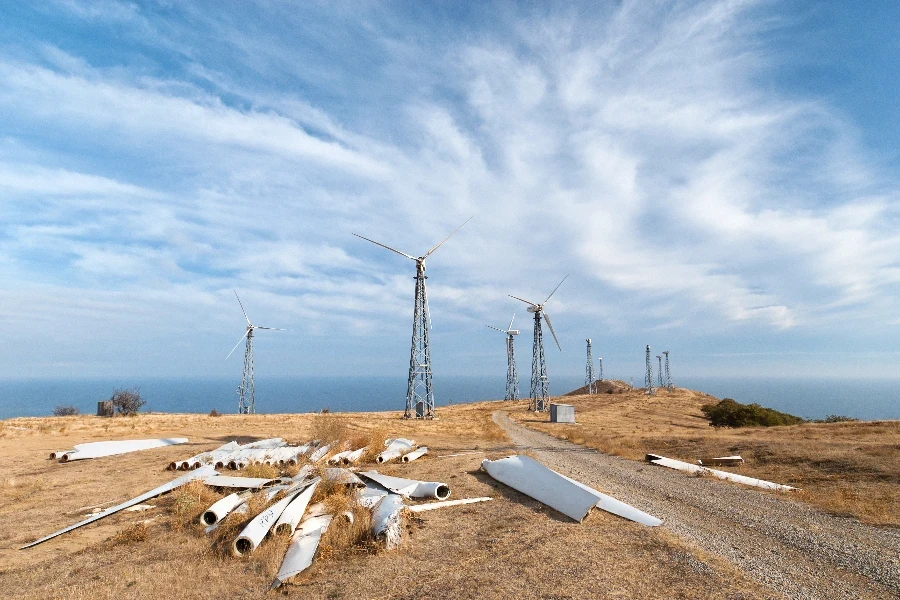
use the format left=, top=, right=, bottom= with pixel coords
left=0, top=374, right=897, bottom=421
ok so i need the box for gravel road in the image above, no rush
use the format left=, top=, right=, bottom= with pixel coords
left=493, top=410, right=900, bottom=600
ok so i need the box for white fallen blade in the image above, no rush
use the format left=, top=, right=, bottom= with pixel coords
left=647, top=454, right=797, bottom=491
left=358, top=471, right=450, bottom=499
left=371, top=494, right=405, bottom=549
left=376, top=438, right=415, bottom=463
left=553, top=471, right=662, bottom=527
left=408, top=497, right=492, bottom=513
left=59, top=438, right=189, bottom=462
left=204, top=476, right=277, bottom=489
left=327, top=450, right=353, bottom=464
left=342, top=447, right=367, bottom=464
left=355, top=486, right=389, bottom=509
left=481, top=455, right=600, bottom=522
left=21, top=465, right=217, bottom=549
left=173, top=441, right=240, bottom=470
left=206, top=502, right=248, bottom=534
left=324, top=468, right=365, bottom=488
left=49, top=450, right=72, bottom=460
left=401, top=447, right=428, bottom=463
left=358, top=471, right=418, bottom=496
left=271, top=514, right=333, bottom=589
left=202, top=491, right=252, bottom=526
left=308, top=443, right=332, bottom=463
left=274, top=479, right=321, bottom=535
left=232, top=486, right=305, bottom=556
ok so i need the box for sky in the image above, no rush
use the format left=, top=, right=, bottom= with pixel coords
left=2, top=0, right=900, bottom=383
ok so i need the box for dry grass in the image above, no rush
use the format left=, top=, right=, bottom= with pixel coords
left=513, top=387, right=900, bottom=526
left=242, top=462, right=279, bottom=479
left=105, top=522, right=150, bottom=547
left=0, top=401, right=784, bottom=598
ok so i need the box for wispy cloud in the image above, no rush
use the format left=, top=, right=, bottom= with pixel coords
left=1, top=0, right=899, bottom=377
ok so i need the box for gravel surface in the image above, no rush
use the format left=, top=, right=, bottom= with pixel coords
left=493, top=410, right=900, bottom=600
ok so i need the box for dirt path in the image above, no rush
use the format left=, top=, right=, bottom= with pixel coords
left=493, top=411, right=900, bottom=600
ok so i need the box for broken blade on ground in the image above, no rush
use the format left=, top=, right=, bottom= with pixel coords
left=647, top=453, right=798, bottom=491
left=59, top=437, right=189, bottom=462
left=274, top=478, right=321, bottom=535
left=20, top=465, right=218, bottom=549
left=481, top=455, right=662, bottom=525
left=697, top=455, right=745, bottom=466
left=271, top=514, right=333, bottom=589
left=408, top=497, right=492, bottom=513
left=376, top=438, right=415, bottom=463
left=371, top=494, right=405, bottom=549
left=202, top=491, right=253, bottom=526
left=324, top=468, right=365, bottom=488
left=232, top=485, right=307, bottom=556
left=355, top=485, right=389, bottom=509
left=401, top=447, right=428, bottom=462
left=203, top=475, right=278, bottom=490
left=358, top=470, right=450, bottom=500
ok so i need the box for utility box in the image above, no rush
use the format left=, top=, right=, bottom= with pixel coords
left=549, top=403, right=575, bottom=423
left=97, top=400, right=114, bottom=417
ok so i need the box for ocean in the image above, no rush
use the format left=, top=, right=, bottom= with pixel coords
left=0, top=375, right=897, bottom=421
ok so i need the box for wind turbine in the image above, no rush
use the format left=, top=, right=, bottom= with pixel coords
left=486, top=314, right=520, bottom=401
left=510, top=275, right=567, bottom=412
left=226, top=291, right=284, bottom=414
left=353, top=217, right=472, bottom=419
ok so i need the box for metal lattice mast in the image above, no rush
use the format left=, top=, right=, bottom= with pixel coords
left=238, top=328, right=255, bottom=414
left=657, top=355, right=664, bottom=388
left=353, top=217, right=471, bottom=420
left=511, top=276, right=566, bottom=413
left=645, top=345, right=654, bottom=395
left=663, top=350, right=673, bottom=390
left=585, top=339, right=596, bottom=394
left=598, top=357, right=603, bottom=381
left=405, top=261, right=434, bottom=418
left=506, top=331, right=520, bottom=401
left=530, top=311, right=549, bottom=411
left=228, top=291, right=284, bottom=415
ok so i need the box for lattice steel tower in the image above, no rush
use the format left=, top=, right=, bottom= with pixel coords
left=486, top=314, right=520, bottom=401
left=598, top=357, right=603, bottom=382
left=657, top=355, right=664, bottom=389
left=644, top=344, right=654, bottom=395
left=585, top=339, right=596, bottom=394
left=663, top=350, right=673, bottom=390
left=354, top=218, right=471, bottom=419
left=227, top=291, right=284, bottom=414
left=511, top=276, right=567, bottom=412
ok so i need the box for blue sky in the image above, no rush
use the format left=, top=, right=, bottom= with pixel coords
left=2, top=0, right=900, bottom=383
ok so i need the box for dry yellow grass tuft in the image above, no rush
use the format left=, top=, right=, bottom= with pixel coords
left=105, top=522, right=150, bottom=547
left=242, top=463, right=279, bottom=479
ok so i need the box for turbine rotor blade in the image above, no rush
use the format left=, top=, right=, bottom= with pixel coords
left=508, top=294, right=538, bottom=307
left=352, top=233, right=416, bottom=260
left=508, top=313, right=515, bottom=332
left=424, top=215, right=474, bottom=258
left=234, top=290, right=251, bottom=326
left=226, top=330, right=250, bottom=360
left=254, top=326, right=286, bottom=331
left=424, top=285, right=433, bottom=330
left=543, top=274, right=569, bottom=304
left=543, top=312, right=562, bottom=351
left=485, top=325, right=506, bottom=333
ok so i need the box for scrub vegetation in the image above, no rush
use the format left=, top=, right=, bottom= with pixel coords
left=700, top=398, right=805, bottom=427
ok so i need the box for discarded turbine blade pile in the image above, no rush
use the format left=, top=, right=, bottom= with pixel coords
left=481, top=454, right=662, bottom=526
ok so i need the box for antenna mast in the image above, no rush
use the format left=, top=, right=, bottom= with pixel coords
left=664, top=350, right=673, bottom=390
left=645, top=345, right=654, bottom=395
left=585, top=339, right=596, bottom=394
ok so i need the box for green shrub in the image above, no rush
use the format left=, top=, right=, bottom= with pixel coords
left=822, top=414, right=859, bottom=423
left=700, top=398, right=805, bottom=428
